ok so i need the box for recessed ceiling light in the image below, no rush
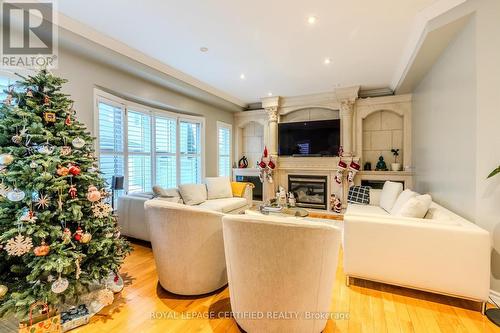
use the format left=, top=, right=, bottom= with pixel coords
left=324, top=57, right=332, bottom=65
left=308, top=16, right=317, bottom=25
left=240, top=73, right=246, bottom=80
left=200, top=47, right=208, bottom=52
left=268, top=92, right=273, bottom=97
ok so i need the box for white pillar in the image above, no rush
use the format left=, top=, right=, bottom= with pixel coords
left=340, top=99, right=355, bottom=156
left=261, top=96, right=281, bottom=202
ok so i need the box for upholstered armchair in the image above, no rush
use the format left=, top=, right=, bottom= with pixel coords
left=144, top=200, right=227, bottom=295
left=222, top=214, right=341, bottom=333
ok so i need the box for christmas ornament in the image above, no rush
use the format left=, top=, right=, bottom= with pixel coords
left=68, top=185, right=77, bottom=198
left=35, top=193, right=50, bottom=209
left=33, top=240, right=50, bottom=256
left=3, top=94, right=12, bottom=105
left=0, top=285, right=7, bottom=298
left=43, top=95, right=50, bottom=106
left=74, top=227, right=83, bottom=241
left=51, top=276, right=69, bottom=294
left=20, top=210, right=37, bottom=223
left=334, top=160, right=347, bottom=184
left=65, top=115, right=71, bottom=126
left=106, top=272, right=124, bottom=293
left=68, top=164, right=81, bottom=176
left=331, top=194, right=342, bottom=214
left=0, top=153, right=14, bottom=166
left=347, top=160, right=361, bottom=187
left=57, top=166, right=69, bottom=176
left=96, top=288, right=114, bottom=306
left=43, top=112, right=56, bottom=123
left=72, top=137, right=85, bottom=149
left=0, top=183, right=9, bottom=197
left=37, top=143, right=55, bottom=155
left=11, top=134, right=22, bottom=144
left=80, top=232, right=92, bottom=244
left=29, top=161, right=37, bottom=168
left=92, top=202, right=113, bottom=218
left=26, top=88, right=33, bottom=97
left=5, top=234, right=33, bottom=256
left=60, top=146, right=72, bottom=156
left=268, top=158, right=276, bottom=170
left=62, top=228, right=72, bottom=244
left=86, top=186, right=101, bottom=202
left=7, top=188, right=25, bottom=202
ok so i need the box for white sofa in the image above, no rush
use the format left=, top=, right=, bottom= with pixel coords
left=344, top=188, right=491, bottom=310
left=222, top=214, right=341, bottom=333
left=145, top=200, right=227, bottom=295
left=117, top=183, right=252, bottom=241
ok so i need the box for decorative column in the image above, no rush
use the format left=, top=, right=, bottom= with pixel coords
left=261, top=96, right=281, bottom=202
left=339, top=99, right=355, bottom=156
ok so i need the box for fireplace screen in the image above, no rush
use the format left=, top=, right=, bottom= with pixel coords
left=288, top=175, right=327, bottom=210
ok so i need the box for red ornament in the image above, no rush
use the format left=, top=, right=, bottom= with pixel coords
left=65, top=115, right=71, bottom=126
left=263, top=146, right=268, bottom=158
left=68, top=164, right=81, bottom=176
left=68, top=185, right=77, bottom=198
left=74, top=226, right=83, bottom=241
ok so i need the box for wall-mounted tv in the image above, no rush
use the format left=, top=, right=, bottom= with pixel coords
left=278, top=119, right=340, bottom=156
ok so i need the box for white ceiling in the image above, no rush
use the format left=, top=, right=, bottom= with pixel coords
left=58, top=0, right=440, bottom=104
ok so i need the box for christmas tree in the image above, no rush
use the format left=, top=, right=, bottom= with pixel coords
left=0, top=70, right=131, bottom=318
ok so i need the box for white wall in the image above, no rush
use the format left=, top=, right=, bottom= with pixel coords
left=413, top=0, right=500, bottom=293
left=53, top=42, right=235, bottom=178
left=413, top=17, right=476, bottom=220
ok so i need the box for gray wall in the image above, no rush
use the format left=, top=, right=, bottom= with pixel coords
left=413, top=18, right=476, bottom=220
left=413, top=0, right=500, bottom=294
left=53, top=42, right=235, bottom=179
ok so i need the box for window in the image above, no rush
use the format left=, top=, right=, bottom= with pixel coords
left=217, top=121, right=232, bottom=177
left=96, top=90, right=204, bottom=193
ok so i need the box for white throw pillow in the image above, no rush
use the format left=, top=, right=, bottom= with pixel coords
left=205, top=176, right=233, bottom=199
left=397, top=194, right=432, bottom=218
left=390, top=189, right=418, bottom=215
left=379, top=181, right=403, bottom=212
left=178, top=184, right=207, bottom=205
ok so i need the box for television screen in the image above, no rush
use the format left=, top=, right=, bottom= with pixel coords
left=278, top=119, right=340, bottom=156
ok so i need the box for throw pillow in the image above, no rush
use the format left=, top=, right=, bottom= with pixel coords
left=347, top=186, right=370, bottom=204
left=379, top=181, right=403, bottom=212
left=152, top=185, right=181, bottom=198
left=390, top=189, right=418, bottom=215
left=178, top=184, right=208, bottom=205
left=396, top=194, right=432, bottom=218
left=205, top=176, right=233, bottom=199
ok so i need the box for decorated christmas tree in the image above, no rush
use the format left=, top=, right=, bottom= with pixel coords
left=0, top=70, right=131, bottom=318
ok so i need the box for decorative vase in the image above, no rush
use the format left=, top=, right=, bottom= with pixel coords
left=391, top=163, right=401, bottom=171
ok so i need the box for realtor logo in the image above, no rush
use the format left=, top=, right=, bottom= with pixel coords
left=1, top=0, right=58, bottom=68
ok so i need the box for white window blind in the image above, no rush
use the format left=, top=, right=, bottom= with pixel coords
left=179, top=120, right=201, bottom=184
left=127, top=110, right=152, bottom=193
left=155, top=115, right=177, bottom=188
left=98, top=101, right=125, bottom=188
left=217, top=122, right=232, bottom=177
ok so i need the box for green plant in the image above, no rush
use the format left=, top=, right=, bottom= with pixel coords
left=391, top=149, right=400, bottom=163
left=487, top=166, right=500, bottom=179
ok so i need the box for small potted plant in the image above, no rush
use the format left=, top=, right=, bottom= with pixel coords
left=487, top=166, right=500, bottom=179
left=391, top=149, right=401, bottom=171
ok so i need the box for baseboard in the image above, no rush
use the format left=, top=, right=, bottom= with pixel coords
left=490, top=289, right=500, bottom=305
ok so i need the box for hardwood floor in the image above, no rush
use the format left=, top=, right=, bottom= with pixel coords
left=74, top=241, right=497, bottom=333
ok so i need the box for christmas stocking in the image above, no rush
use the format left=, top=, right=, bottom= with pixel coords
left=348, top=161, right=361, bottom=187
left=335, top=160, right=347, bottom=184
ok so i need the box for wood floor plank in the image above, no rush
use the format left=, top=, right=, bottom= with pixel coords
left=68, top=239, right=498, bottom=333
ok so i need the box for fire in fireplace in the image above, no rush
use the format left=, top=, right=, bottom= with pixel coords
left=288, top=175, right=327, bottom=210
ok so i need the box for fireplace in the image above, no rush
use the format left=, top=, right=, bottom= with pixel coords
left=288, top=175, right=328, bottom=210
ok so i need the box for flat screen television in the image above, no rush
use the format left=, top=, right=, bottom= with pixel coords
left=278, top=119, right=340, bottom=156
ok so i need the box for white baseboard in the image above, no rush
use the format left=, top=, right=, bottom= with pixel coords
left=490, top=289, right=500, bottom=306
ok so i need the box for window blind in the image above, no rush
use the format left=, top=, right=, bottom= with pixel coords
left=127, top=110, right=152, bottom=193
left=179, top=120, right=201, bottom=184
left=218, top=124, right=231, bottom=177
left=155, top=115, right=177, bottom=188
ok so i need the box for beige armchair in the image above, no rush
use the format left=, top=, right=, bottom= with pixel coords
left=145, top=200, right=227, bottom=295
left=222, top=214, right=341, bottom=333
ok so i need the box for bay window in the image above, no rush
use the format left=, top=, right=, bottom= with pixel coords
left=96, top=91, right=204, bottom=193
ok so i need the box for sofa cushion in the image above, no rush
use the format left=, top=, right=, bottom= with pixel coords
left=345, top=203, right=389, bottom=216
left=347, top=186, right=370, bottom=205
left=206, top=176, right=233, bottom=199
left=152, top=186, right=181, bottom=198
left=198, top=197, right=248, bottom=213
left=390, top=189, right=418, bottom=215
left=178, top=184, right=207, bottom=205
left=379, top=181, right=403, bottom=212
left=396, top=194, right=432, bottom=218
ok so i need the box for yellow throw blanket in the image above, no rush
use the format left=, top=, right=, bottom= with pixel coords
left=231, top=182, right=254, bottom=197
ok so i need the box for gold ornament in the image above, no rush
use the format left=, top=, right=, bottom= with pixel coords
left=80, top=232, right=92, bottom=244
left=43, top=112, right=56, bottom=123
left=33, top=241, right=50, bottom=256
left=0, top=154, right=14, bottom=166
left=35, top=193, right=50, bottom=209
left=0, top=285, right=7, bottom=298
